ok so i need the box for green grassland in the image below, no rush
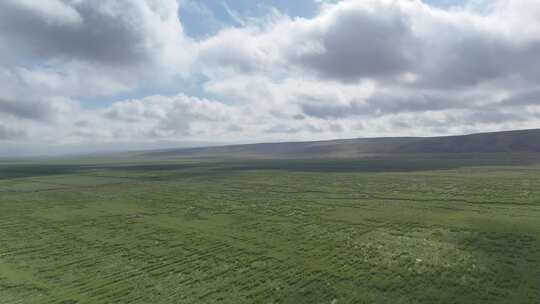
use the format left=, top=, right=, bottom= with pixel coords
left=1, top=157, right=540, bottom=303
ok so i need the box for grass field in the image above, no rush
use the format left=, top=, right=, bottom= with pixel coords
left=1, top=157, right=540, bottom=303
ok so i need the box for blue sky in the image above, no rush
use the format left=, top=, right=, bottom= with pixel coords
left=180, top=0, right=319, bottom=38
left=180, top=0, right=468, bottom=39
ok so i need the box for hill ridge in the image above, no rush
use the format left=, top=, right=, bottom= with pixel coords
left=144, top=128, right=540, bottom=159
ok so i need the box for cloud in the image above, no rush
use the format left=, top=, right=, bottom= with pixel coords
left=2, top=0, right=540, bottom=155
left=0, top=0, right=193, bottom=103
left=295, top=0, right=417, bottom=82
left=198, top=0, right=540, bottom=87
left=0, top=0, right=185, bottom=66
left=499, top=89, right=540, bottom=107
left=0, top=124, right=26, bottom=141
left=196, top=0, right=540, bottom=126
left=102, top=94, right=244, bottom=138
left=0, top=1, right=140, bottom=65
left=0, top=98, right=54, bottom=121
left=299, top=89, right=486, bottom=119
left=7, top=0, right=83, bottom=25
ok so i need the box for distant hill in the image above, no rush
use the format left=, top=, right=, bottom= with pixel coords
left=143, top=129, right=540, bottom=159
left=398, top=129, right=540, bottom=153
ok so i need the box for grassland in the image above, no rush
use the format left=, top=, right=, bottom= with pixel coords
left=1, top=156, right=540, bottom=303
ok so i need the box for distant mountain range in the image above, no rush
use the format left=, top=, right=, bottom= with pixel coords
left=143, top=129, right=540, bottom=159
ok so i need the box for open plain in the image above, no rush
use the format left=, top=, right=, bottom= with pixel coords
left=1, top=156, right=539, bottom=303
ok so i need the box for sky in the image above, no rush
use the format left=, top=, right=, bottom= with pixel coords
left=1, top=0, right=539, bottom=156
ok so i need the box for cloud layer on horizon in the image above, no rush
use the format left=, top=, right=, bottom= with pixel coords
left=1, top=0, right=540, bottom=155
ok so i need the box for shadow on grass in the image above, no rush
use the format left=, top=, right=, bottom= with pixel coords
left=456, top=230, right=540, bottom=302
left=214, top=157, right=540, bottom=173
left=0, top=163, right=209, bottom=179
left=2, top=155, right=539, bottom=179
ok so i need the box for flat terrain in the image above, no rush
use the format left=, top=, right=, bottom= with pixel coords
left=1, top=156, right=540, bottom=303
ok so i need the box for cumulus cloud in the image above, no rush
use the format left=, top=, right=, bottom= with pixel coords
left=1, top=0, right=540, bottom=154
left=194, top=0, right=540, bottom=127
left=198, top=0, right=540, bottom=87
left=103, top=94, right=241, bottom=137
left=296, top=0, right=418, bottom=81
left=0, top=0, right=186, bottom=66
left=0, top=0, right=192, bottom=102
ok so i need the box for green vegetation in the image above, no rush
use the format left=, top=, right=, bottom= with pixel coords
left=1, top=157, right=540, bottom=303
